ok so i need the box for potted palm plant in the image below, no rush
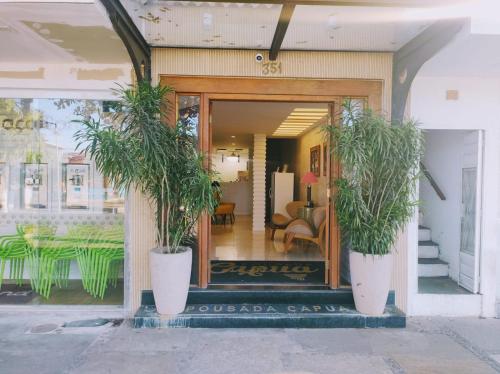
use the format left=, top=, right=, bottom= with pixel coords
left=75, top=82, right=217, bottom=315
left=324, top=102, right=422, bottom=315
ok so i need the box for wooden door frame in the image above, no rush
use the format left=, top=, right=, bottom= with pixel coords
left=161, top=75, right=383, bottom=289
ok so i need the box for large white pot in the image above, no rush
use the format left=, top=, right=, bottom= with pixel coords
left=349, top=251, right=393, bottom=316
left=150, top=246, right=192, bottom=315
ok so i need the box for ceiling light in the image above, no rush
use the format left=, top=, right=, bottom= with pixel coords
left=231, top=135, right=235, bottom=138
left=293, top=108, right=329, bottom=112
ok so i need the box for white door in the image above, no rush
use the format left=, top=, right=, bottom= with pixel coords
left=458, top=131, right=483, bottom=293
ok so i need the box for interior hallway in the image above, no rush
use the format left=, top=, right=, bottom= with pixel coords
left=210, top=215, right=324, bottom=262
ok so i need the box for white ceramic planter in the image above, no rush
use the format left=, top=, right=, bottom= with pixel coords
left=150, top=246, right=192, bottom=315
left=349, top=251, right=393, bottom=316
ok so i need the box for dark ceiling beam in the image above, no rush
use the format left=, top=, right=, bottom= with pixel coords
left=100, top=0, right=151, bottom=82
left=164, top=0, right=458, bottom=7
left=391, top=18, right=467, bottom=122
left=269, top=4, right=295, bottom=61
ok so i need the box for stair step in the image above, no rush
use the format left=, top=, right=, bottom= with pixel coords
left=418, top=226, right=431, bottom=241
left=134, top=303, right=405, bottom=329
left=418, top=240, right=439, bottom=258
left=141, top=288, right=396, bottom=306
left=418, top=258, right=449, bottom=277
left=135, top=289, right=404, bottom=329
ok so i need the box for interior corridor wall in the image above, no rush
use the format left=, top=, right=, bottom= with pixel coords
left=296, top=126, right=327, bottom=207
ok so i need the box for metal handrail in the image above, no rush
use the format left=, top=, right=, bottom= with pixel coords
left=420, top=162, right=446, bottom=201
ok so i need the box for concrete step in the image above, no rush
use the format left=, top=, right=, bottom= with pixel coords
left=418, top=258, right=449, bottom=277
left=418, top=240, right=439, bottom=259
left=141, top=288, right=396, bottom=307
left=418, top=226, right=431, bottom=241
left=134, top=304, right=405, bottom=329
left=135, top=289, right=405, bottom=329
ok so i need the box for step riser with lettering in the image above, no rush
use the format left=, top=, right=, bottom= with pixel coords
left=135, top=289, right=405, bottom=329
left=134, top=304, right=405, bottom=329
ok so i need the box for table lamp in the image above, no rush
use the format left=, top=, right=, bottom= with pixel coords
left=301, top=171, right=318, bottom=208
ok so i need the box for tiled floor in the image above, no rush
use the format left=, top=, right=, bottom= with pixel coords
left=210, top=215, right=324, bottom=261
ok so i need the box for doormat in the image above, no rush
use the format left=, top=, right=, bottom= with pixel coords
left=0, top=284, right=36, bottom=304
left=210, top=261, right=325, bottom=284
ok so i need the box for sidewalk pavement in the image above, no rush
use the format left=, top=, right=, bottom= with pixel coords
left=0, top=312, right=499, bottom=374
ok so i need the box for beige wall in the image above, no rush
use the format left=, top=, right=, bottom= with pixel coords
left=295, top=126, right=328, bottom=207
left=126, top=48, right=408, bottom=314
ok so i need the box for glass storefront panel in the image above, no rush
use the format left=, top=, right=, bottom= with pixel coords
left=0, top=98, right=124, bottom=305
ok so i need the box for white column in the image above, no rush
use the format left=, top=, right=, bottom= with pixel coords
left=252, top=134, right=266, bottom=232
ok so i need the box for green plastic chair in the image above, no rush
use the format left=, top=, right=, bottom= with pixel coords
left=21, top=224, right=78, bottom=299
left=0, top=233, right=28, bottom=289
left=72, top=224, right=124, bottom=299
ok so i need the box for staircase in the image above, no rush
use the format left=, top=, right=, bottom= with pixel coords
left=134, top=288, right=405, bottom=329
left=418, top=226, right=449, bottom=277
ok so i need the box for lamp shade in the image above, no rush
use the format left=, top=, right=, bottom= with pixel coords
left=301, top=171, right=318, bottom=184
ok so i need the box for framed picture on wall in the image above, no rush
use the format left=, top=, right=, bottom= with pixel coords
left=323, top=143, right=328, bottom=176
left=310, top=145, right=321, bottom=177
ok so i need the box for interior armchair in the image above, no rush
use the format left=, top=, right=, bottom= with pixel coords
left=284, top=207, right=327, bottom=255
left=270, top=201, right=305, bottom=240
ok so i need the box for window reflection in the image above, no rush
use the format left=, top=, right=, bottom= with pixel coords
left=177, top=95, right=200, bottom=137
left=0, top=98, right=124, bottom=305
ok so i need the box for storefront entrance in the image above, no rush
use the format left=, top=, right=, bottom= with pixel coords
left=164, top=75, right=383, bottom=289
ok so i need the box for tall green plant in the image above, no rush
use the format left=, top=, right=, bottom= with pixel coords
left=74, top=81, right=218, bottom=254
left=323, top=102, right=423, bottom=256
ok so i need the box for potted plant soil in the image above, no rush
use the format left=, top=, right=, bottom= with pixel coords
left=324, top=102, right=422, bottom=315
left=75, top=82, right=217, bottom=315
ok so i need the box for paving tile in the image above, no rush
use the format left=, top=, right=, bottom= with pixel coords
left=281, top=352, right=392, bottom=374
left=286, top=329, right=373, bottom=355
left=391, top=354, right=498, bottom=374
left=87, top=325, right=190, bottom=353
left=69, top=351, right=188, bottom=374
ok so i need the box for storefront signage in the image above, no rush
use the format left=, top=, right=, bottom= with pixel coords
left=0, top=116, right=45, bottom=130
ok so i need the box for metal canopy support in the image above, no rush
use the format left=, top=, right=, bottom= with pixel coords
left=391, top=18, right=466, bottom=122
left=269, top=4, right=295, bottom=60
left=100, top=0, right=151, bottom=82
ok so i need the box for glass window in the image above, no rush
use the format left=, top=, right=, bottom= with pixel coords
left=0, top=98, right=124, bottom=305
left=177, top=95, right=200, bottom=138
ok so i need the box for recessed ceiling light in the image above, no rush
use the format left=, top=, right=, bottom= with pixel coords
left=231, top=135, right=235, bottom=138
left=294, top=108, right=329, bottom=112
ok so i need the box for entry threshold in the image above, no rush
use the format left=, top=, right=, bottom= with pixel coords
left=134, top=289, right=405, bottom=329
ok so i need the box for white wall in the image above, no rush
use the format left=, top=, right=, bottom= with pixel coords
left=211, top=152, right=249, bottom=183
left=410, top=76, right=500, bottom=317
left=420, top=130, right=471, bottom=282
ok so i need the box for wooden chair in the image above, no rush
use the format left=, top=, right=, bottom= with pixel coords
left=213, top=202, right=236, bottom=226
left=270, top=201, right=305, bottom=240
left=284, top=207, right=327, bottom=255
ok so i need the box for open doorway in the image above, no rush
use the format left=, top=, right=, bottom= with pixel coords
left=418, top=129, right=483, bottom=295
left=209, top=101, right=331, bottom=285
